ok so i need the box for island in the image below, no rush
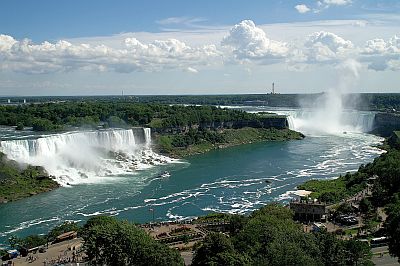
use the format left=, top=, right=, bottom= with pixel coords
left=0, top=152, right=59, bottom=203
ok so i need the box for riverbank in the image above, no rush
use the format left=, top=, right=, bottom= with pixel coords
left=297, top=134, right=395, bottom=204
left=0, top=152, right=59, bottom=204
left=155, top=127, right=304, bottom=158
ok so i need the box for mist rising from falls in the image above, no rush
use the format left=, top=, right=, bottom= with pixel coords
left=285, top=109, right=375, bottom=135
left=0, top=128, right=174, bottom=186
left=287, top=59, right=368, bottom=135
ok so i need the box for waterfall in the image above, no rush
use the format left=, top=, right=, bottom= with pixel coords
left=0, top=128, right=171, bottom=186
left=286, top=115, right=296, bottom=131
left=143, top=128, right=151, bottom=145
left=282, top=110, right=375, bottom=134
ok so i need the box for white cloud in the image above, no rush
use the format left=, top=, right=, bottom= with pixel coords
left=301, top=31, right=354, bottom=63
left=0, top=35, right=221, bottom=74
left=323, top=0, right=352, bottom=6
left=0, top=34, right=17, bottom=52
left=310, top=0, right=352, bottom=13
left=221, top=20, right=289, bottom=63
left=361, top=35, right=400, bottom=71
left=295, top=4, right=311, bottom=14
left=156, top=16, right=207, bottom=26
left=186, top=67, right=198, bottom=73
left=0, top=20, right=399, bottom=76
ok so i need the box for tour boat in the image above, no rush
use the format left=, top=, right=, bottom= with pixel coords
left=159, top=171, right=171, bottom=178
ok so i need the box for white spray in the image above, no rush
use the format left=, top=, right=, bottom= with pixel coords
left=290, top=59, right=367, bottom=135
left=0, top=128, right=174, bottom=186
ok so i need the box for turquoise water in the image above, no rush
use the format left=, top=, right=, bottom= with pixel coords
left=0, top=129, right=383, bottom=244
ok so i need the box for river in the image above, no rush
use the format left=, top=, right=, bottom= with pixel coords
left=0, top=107, right=384, bottom=244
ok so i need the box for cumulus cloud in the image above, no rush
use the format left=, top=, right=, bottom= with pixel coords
left=295, top=4, right=311, bottom=13
left=221, top=20, right=289, bottom=63
left=361, top=35, right=400, bottom=71
left=299, top=31, right=354, bottom=63
left=0, top=34, right=221, bottom=74
left=0, top=21, right=398, bottom=75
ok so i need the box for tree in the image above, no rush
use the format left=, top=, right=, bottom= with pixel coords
left=228, top=215, right=248, bottom=236
left=336, top=202, right=354, bottom=214
left=19, top=235, right=47, bottom=249
left=192, top=232, right=250, bottom=266
left=82, top=216, right=183, bottom=266
left=15, top=123, right=24, bottom=130
left=385, top=195, right=400, bottom=262
left=48, top=221, right=81, bottom=242
left=314, top=231, right=346, bottom=266
left=32, top=118, right=59, bottom=131
left=343, top=240, right=372, bottom=266
left=359, top=198, right=373, bottom=214
left=8, top=235, right=20, bottom=248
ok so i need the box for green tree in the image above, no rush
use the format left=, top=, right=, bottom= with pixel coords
left=192, top=232, right=250, bottom=266
left=314, top=231, right=346, bottom=266
left=343, top=240, right=372, bottom=266
left=15, top=122, right=24, bottom=130
left=359, top=198, right=373, bottom=214
left=337, top=202, right=354, bottom=214
left=385, top=195, right=400, bottom=262
left=47, top=221, right=81, bottom=242
left=32, top=118, right=59, bottom=131
left=8, top=235, right=20, bottom=248
left=19, top=235, right=47, bottom=249
left=82, top=216, right=183, bottom=266
left=228, top=215, right=248, bottom=236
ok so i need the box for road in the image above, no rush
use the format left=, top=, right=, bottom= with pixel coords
left=372, top=246, right=399, bottom=266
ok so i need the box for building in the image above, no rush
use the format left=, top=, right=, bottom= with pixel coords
left=290, top=200, right=327, bottom=222
left=54, top=231, right=78, bottom=243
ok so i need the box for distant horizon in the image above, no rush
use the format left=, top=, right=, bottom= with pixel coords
left=1, top=91, right=400, bottom=98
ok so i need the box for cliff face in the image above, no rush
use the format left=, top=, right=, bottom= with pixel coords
left=373, top=113, right=400, bottom=136
left=153, top=117, right=289, bottom=134
left=388, top=131, right=400, bottom=149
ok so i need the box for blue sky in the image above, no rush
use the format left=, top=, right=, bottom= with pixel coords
left=2, top=0, right=396, bottom=41
left=0, top=0, right=399, bottom=95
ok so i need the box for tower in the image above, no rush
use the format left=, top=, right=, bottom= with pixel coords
left=272, top=82, right=275, bottom=94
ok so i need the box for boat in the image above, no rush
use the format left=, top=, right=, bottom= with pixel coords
left=159, top=171, right=171, bottom=178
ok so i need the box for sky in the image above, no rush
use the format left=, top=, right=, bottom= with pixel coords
left=0, top=0, right=399, bottom=96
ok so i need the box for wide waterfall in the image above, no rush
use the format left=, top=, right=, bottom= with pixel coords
left=281, top=109, right=375, bottom=135
left=0, top=128, right=172, bottom=186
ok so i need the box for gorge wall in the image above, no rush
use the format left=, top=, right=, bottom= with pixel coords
left=153, top=116, right=289, bottom=134
left=373, top=112, right=400, bottom=136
